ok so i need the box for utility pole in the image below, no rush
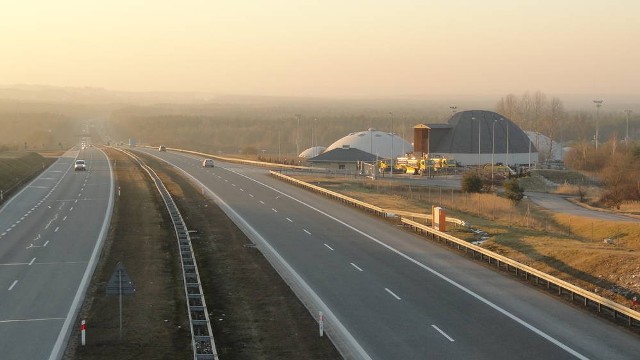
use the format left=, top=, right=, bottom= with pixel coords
left=295, top=113, right=301, bottom=156
left=593, top=99, right=603, bottom=149
left=624, top=109, right=632, bottom=144
left=389, top=112, right=394, bottom=178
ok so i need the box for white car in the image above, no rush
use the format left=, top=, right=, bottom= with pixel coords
left=74, top=159, right=86, bottom=171
left=202, top=159, right=214, bottom=168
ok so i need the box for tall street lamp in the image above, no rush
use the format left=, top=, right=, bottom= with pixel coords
left=295, top=113, right=301, bottom=156
left=502, top=118, right=509, bottom=166
left=473, top=116, right=480, bottom=169
left=624, top=109, right=632, bottom=144
left=593, top=99, right=603, bottom=149
left=389, top=112, right=394, bottom=178
left=492, top=119, right=497, bottom=185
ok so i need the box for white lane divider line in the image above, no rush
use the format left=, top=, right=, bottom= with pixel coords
left=286, top=218, right=293, bottom=223
left=8, top=280, right=18, bottom=291
left=432, top=325, right=455, bottom=342
left=74, top=199, right=78, bottom=203
left=63, top=216, right=67, bottom=221
left=231, top=183, right=236, bottom=187
left=350, top=263, right=363, bottom=272
left=54, top=227, right=59, bottom=232
left=324, top=244, right=334, bottom=251
left=240, top=188, right=245, bottom=192
left=249, top=194, right=254, bottom=197
left=29, top=258, right=36, bottom=266
left=43, top=240, right=50, bottom=247
left=259, top=201, right=265, bottom=205
left=385, top=288, right=402, bottom=300
left=272, top=208, right=278, bottom=213
left=303, top=229, right=311, bottom=235
left=69, top=207, right=74, bottom=211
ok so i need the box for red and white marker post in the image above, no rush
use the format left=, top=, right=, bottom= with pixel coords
left=81, top=320, right=86, bottom=346
left=319, top=311, right=324, bottom=337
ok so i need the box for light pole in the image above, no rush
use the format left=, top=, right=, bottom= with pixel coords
left=492, top=119, right=497, bottom=185
left=624, top=109, right=632, bottom=144
left=473, top=116, right=480, bottom=169
left=593, top=99, right=603, bottom=149
left=389, top=112, right=394, bottom=178
left=503, top=118, right=509, bottom=166
left=295, top=113, right=301, bottom=156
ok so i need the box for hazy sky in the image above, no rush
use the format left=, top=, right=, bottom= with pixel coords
left=1, top=0, right=639, bottom=98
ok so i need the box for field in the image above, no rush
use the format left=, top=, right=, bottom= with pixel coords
left=0, top=151, right=56, bottom=203
left=289, top=173, right=640, bottom=307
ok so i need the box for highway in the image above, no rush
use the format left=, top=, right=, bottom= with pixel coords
left=0, top=146, right=113, bottom=360
left=137, top=148, right=640, bottom=360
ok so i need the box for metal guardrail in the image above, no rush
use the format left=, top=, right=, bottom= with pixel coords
left=139, top=146, right=639, bottom=330
left=115, top=148, right=219, bottom=359
left=270, top=170, right=640, bottom=329
left=270, top=171, right=467, bottom=226
left=402, top=218, right=640, bottom=328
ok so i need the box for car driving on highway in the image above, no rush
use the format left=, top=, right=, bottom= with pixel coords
left=74, top=159, right=86, bottom=171
left=202, top=159, right=214, bottom=168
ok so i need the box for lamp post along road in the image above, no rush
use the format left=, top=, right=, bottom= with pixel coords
left=390, top=112, right=394, bottom=178
left=492, top=119, right=497, bottom=185
left=473, top=116, right=480, bottom=169
left=624, top=109, right=632, bottom=144
left=593, top=99, right=603, bottom=149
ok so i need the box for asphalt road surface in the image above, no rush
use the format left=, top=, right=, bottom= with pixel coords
left=137, top=148, right=640, bottom=360
left=0, top=147, right=113, bottom=360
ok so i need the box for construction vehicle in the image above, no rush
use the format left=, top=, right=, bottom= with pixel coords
left=383, top=154, right=457, bottom=175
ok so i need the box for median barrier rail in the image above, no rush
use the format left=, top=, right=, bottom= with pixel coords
left=116, top=148, right=219, bottom=360
left=402, top=218, right=640, bottom=328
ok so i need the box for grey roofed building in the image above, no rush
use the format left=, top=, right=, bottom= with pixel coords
left=427, top=110, right=538, bottom=166
left=307, top=147, right=379, bottom=171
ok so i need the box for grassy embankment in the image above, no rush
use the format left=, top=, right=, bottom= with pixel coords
left=290, top=173, right=640, bottom=306
left=0, top=151, right=56, bottom=202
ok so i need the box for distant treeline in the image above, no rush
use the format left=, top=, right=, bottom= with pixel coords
left=107, top=101, right=456, bottom=156
left=0, top=113, right=78, bottom=151
left=107, top=94, right=639, bottom=157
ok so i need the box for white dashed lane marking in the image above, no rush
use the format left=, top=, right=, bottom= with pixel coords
left=385, top=288, right=402, bottom=300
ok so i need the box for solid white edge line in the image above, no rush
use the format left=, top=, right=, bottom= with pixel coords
left=432, top=324, right=455, bottom=342
left=48, top=147, right=115, bottom=360
left=226, top=168, right=590, bottom=360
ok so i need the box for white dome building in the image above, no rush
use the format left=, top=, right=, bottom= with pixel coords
left=299, top=146, right=326, bottom=158
left=324, top=129, right=412, bottom=159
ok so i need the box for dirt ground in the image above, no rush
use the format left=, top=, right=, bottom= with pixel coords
left=64, top=148, right=340, bottom=359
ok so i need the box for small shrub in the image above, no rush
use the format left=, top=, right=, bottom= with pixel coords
left=504, top=179, right=525, bottom=204
left=462, top=172, right=483, bottom=193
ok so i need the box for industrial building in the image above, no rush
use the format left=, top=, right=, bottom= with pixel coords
left=306, top=110, right=538, bottom=169
left=418, top=110, right=538, bottom=166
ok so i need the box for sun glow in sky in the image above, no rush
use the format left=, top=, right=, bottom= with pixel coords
left=1, top=0, right=639, bottom=97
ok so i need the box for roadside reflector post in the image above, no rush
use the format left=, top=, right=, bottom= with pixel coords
left=319, top=311, right=324, bottom=337
left=81, top=320, right=86, bottom=346
left=118, top=186, right=121, bottom=197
